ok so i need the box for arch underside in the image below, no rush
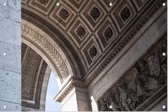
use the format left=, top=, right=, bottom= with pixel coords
left=21, top=21, right=71, bottom=83
left=22, top=43, right=49, bottom=110
left=21, top=18, right=77, bottom=110
left=21, top=0, right=166, bottom=111
left=21, top=0, right=162, bottom=82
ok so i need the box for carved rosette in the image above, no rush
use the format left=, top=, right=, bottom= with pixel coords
left=21, top=24, right=69, bottom=82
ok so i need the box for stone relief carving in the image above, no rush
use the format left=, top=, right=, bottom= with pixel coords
left=21, top=24, right=69, bottom=82
left=98, top=38, right=167, bottom=111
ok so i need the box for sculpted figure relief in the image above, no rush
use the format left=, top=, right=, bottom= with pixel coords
left=109, top=89, right=122, bottom=111
left=157, top=41, right=167, bottom=85
left=99, top=99, right=108, bottom=111
left=98, top=39, right=167, bottom=111
left=118, top=83, right=131, bottom=111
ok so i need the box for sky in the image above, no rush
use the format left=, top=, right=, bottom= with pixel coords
left=45, top=72, right=61, bottom=111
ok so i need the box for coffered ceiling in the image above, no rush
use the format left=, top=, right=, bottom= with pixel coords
left=21, top=0, right=165, bottom=110
left=21, top=0, right=164, bottom=81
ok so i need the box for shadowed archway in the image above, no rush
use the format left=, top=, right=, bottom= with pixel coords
left=21, top=19, right=81, bottom=110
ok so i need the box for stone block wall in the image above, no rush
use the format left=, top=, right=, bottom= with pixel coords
left=0, top=0, right=21, bottom=111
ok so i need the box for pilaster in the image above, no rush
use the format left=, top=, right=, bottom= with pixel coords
left=55, top=77, right=92, bottom=111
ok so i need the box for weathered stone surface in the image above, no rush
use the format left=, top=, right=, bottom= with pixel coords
left=0, top=0, right=21, bottom=45
left=0, top=41, right=21, bottom=73
left=0, top=0, right=21, bottom=111
left=0, top=69, right=21, bottom=103
left=0, top=101, right=21, bottom=111
left=0, top=20, right=20, bottom=46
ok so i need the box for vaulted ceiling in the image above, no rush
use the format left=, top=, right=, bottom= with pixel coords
left=21, top=0, right=165, bottom=110
left=22, top=0, right=163, bottom=82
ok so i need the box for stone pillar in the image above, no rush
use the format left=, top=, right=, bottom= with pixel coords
left=76, top=87, right=92, bottom=111
left=0, top=0, right=21, bottom=111
left=55, top=78, right=92, bottom=111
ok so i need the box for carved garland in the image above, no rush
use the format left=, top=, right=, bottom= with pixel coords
left=21, top=24, right=69, bottom=82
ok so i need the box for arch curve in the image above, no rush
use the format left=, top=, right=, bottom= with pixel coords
left=22, top=8, right=86, bottom=79
left=22, top=19, right=73, bottom=84
left=21, top=6, right=87, bottom=111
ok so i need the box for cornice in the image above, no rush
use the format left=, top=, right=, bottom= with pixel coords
left=55, top=76, right=86, bottom=102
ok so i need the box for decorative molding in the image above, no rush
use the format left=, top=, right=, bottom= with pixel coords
left=22, top=46, right=42, bottom=101
left=55, top=76, right=87, bottom=102
left=21, top=0, right=166, bottom=108
left=21, top=24, right=69, bottom=82
left=85, top=0, right=165, bottom=86
left=22, top=0, right=162, bottom=81
left=22, top=51, right=47, bottom=109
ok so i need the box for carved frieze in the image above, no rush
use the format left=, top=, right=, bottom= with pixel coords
left=98, top=37, right=167, bottom=111
left=21, top=24, right=69, bottom=82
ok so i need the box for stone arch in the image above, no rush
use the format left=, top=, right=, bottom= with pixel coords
left=21, top=7, right=88, bottom=111
left=21, top=4, right=90, bottom=111
left=21, top=19, right=73, bottom=85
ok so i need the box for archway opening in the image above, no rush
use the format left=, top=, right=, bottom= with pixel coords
left=45, top=71, right=61, bottom=111
left=21, top=20, right=74, bottom=111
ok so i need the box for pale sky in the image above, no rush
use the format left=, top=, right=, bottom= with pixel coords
left=45, top=72, right=61, bottom=111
